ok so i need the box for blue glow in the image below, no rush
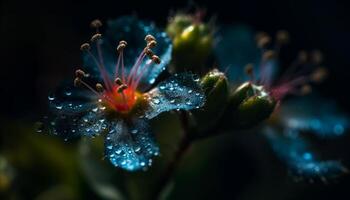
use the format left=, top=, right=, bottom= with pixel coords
left=281, top=96, right=349, bottom=138
left=144, top=73, right=206, bottom=119
left=104, top=119, right=159, bottom=171
left=214, top=25, right=277, bottom=85
left=83, top=16, right=172, bottom=91
left=264, top=127, right=348, bottom=179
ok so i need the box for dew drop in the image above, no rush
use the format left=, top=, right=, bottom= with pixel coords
left=65, top=91, right=72, bottom=96
left=159, top=85, right=166, bottom=90
left=55, top=105, right=63, bottom=110
left=153, top=98, right=160, bottom=104
left=48, top=95, right=55, bottom=101
left=131, top=129, right=138, bottom=134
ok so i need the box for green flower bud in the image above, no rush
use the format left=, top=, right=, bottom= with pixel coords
left=224, top=82, right=276, bottom=129
left=192, top=69, right=229, bottom=134
left=166, top=14, right=193, bottom=38
left=166, top=14, right=214, bottom=74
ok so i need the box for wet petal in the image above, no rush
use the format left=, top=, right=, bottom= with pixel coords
left=43, top=84, right=107, bottom=139
left=264, top=126, right=348, bottom=179
left=280, top=95, right=349, bottom=138
left=143, top=73, right=205, bottom=119
left=83, top=16, right=172, bottom=90
left=105, top=119, right=159, bottom=171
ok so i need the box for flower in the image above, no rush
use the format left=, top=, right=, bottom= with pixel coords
left=215, top=25, right=349, bottom=180
left=43, top=16, right=205, bottom=171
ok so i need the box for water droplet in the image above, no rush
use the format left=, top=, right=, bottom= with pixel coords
left=159, top=85, right=166, bottom=90
left=153, top=98, right=160, bottom=104
left=188, top=90, right=193, bottom=94
left=116, top=149, right=122, bottom=154
left=92, top=107, right=98, bottom=112
left=169, top=87, right=174, bottom=91
left=135, top=146, right=141, bottom=152
left=65, top=91, right=72, bottom=96
left=55, top=105, right=63, bottom=110
left=170, top=99, right=175, bottom=104
left=48, top=95, right=55, bottom=101
left=131, top=129, right=138, bottom=134
left=140, top=161, right=145, bottom=166
left=107, top=145, right=113, bottom=150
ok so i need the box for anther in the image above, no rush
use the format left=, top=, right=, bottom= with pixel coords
left=276, top=30, right=290, bottom=45
left=298, top=50, right=308, bottom=63
left=117, top=84, right=128, bottom=93
left=96, top=83, right=104, bottom=92
left=117, top=43, right=126, bottom=52
left=91, top=33, right=102, bottom=42
left=256, top=32, right=271, bottom=48
left=80, top=43, right=91, bottom=51
left=74, top=77, right=81, bottom=87
left=262, top=50, right=275, bottom=61
left=311, top=50, right=323, bottom=65
left=151, top=55, right=161, bottom=64
left=90, top=19, right=103, bottom=29
left=244, top=63, right=254, bottom=76
left=145, top=34, right=156, bottom=42
left=145, top=48, right=154, bottom=57
left=75, top=69, right=86, bottom=78
left=311, top=67, right=328, bottom=83
left=147, top=40, right=157, bottom=48
left=114, top=78, right=123, bottom=85
left=300, top=84, right=312, bottom=95
left=119, top=40, right=127, bottom=46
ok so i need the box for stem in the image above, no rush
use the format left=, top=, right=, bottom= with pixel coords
left=152, top=111, right=193, bottom=199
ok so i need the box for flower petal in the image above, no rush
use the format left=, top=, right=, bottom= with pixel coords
left=264, top=126, right=348, bottom=179
left=143, top=73, right=205, bottom=119
left=280, top=96, right=349, bottom=138
left=44, top=84, right=107, bottom=139
left=214, top=25, right=278, bottom=85
left=105, top=119, right=159, bottom=171
left=83, top=16, right=172, bottom=90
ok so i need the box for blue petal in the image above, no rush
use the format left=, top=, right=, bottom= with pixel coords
left=143, top=73, right=205, bottom=119
left=215, top=25, right=260, bottom=83
left=280, top=95, right=349, bottom=138
left=105, top=119, right=159, bottom=171
left=83, top=16, right=172, bottom=90
left=264, top=126, right=348, bottom=179
left=214, top=25, right=278, bottom=85
left=44, top=84, right=107, bottom=139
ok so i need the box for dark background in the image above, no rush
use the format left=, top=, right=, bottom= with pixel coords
left=1, top=0, right=350, bottom=199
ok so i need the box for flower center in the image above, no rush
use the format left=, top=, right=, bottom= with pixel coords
left=105, top=87, right=139, bottom=112
left=73, top=20, right=162, bottom=114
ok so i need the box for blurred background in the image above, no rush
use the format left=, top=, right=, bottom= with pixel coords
left=1, top=0, right=350, bottom=199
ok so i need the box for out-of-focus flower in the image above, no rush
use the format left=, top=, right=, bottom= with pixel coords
left=41, top=16, right=205, bottom=171
left=215, top=25, right=349, bottom=180
left=166, top=11, right=214, bottom=74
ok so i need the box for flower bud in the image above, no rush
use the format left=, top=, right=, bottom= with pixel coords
left=192, top=69, right=229, bottom=134
left=166, top=14, right=214, bottom=74
left=224, top=82, right=276, bottom=129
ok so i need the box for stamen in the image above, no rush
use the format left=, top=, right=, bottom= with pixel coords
left=311, top=67, right=328, bottom=83
left=151, top=55, right=161, bottom=64
left=244, top=63, right=255, bottom=82
left=256, top=32, right=271, bottom=49
left=90, top=19, right=102, bottom=29
left=147, top=40, right=157, bottom=48
left=96, top=83, right=104, bottom=92
left=75, top=69, right=87, bottom=78
left=80, top=43, right=91, bottom=51
left=300, top=84, right=312, bottom=95
left=276, top=30, right=290, bottom=45
left=132, top=55, right=161, bottom=89
left=117, top=84, right=128, bottom=93
left=91, top=33, right=102, bottom=42
left=145, top=34, right=156, bottom=42
left=115, top=78, right=123, bottom=85
left=311, top=50, right=323, bottom=65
